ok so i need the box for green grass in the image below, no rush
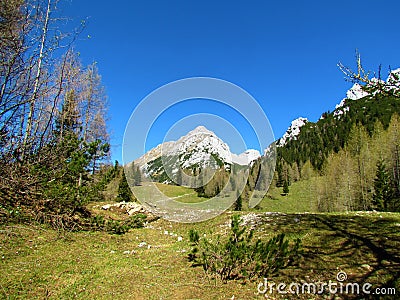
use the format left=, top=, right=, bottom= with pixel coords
left=2, top=182, right=400, bottom=299
left=2, top=210, right=400, bottom=299
left=154, top=183, right=195, bottom=198
left=172, top=193, right=210, bottom=203
left=133, top=180, right=317, bottom=209
left=132, top=183, right=210, bottom=204
left=0, top=215, right=248, bottom=299
left=255, top=180, right=318, bottom=213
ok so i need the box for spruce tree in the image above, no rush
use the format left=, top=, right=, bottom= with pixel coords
left=275, top=160, right=284, bottom=187
left=229, top=175, right=236, bottom=192
left=113, top=160, right=119, bottom=177
left=117, top=170, right=134, bottom=202
left=176, top=168, right=183, bottom=186
left=134, top=166, right=142, bottom=186
left=234, top=190, right=242, bottom=211
left=283, top=180, right=289, bottom=195
left=372, top=160, right=392, bottom=211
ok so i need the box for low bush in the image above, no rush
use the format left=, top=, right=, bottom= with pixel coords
left=188, top=215, right=301, bottom=281
left=90, top=213, right=147, bottom=235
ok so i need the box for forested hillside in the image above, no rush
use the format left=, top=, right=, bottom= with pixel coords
left=272, top=63, right=400, bottom=212
left=277, top=93, right=400, bottom=170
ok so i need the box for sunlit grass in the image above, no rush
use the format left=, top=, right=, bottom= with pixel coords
left=154, top=183, right=195, bottom=198
left=2, top=188, right=399, bottom=299
left=133, top=183, right=210, bottom=204
left=257, top=180, right=318, bottom=213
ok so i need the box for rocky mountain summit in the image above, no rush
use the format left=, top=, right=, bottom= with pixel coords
left=134, top=126, right=261, bottom=183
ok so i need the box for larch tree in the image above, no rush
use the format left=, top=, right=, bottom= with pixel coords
left=0, top=0, right=111, bottom=225
left=338, top=50, right=400, bottom=100
left=346, top=125, right=371, bottom=210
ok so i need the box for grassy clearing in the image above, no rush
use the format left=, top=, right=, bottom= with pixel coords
left=2, top=183, right=400, bottom=299
left=154, top=183, right=211, bottom=203
left=256, top=180, right=318, bottom=213
left=172, top=193, right=210, bottom=203
left=133, top=181, right=316, bottom=209
left=132, top=183, right=210, bottom=204
left=154, top=183, right=195, bottom=198
left=1, top=210, right=399, bottom=299
left=0, top=215, right=249, bottom=300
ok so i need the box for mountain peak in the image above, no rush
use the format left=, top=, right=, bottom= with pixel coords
left=346, top=83, right=369, bottom=100
left=188, top=125, right=214, bottom=136
left=231, top=149, right=261, bottom=165
left=332, top=66, right=400, bottom=119
left=134, top=125, right=262, bottom=182
left=277, top=117, right=308, bottom=147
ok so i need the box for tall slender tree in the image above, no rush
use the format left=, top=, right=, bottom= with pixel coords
left=117, top=170, right=134, bottom=202
left=234, top=189, right=242, bottom=211
left=282, top=180, right=289, bottom=195
left=134, top=165, right=142, bottom=186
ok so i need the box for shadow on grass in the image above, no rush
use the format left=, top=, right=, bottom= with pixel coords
left=256, top=212, right=400, bottom=299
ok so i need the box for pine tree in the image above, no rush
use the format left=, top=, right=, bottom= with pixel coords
left=372, top=160, right=392, bottom=211
left=176, top=168, right=183, bottom=186
left=229, top=175, right=236, bottom=192
left=117, top=170, right=134, bottom=202
left=113, top=160, right=119, bottom=176
left=134, top=166, right=142, bottom=186
left=234, top=190, right=242, bottom=211
left=283, top=180, right=289, bottom=195
left=275, top=160, right=284, bottom=187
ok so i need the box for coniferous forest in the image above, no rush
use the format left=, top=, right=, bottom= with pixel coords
left=270, top=61, right=400, bottom=213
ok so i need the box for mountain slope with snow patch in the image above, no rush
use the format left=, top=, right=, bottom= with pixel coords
left=134, top=126, right=260, bottom=182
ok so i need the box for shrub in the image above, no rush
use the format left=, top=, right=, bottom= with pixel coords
left=188, top=215, right=301, bottom=281
left=90, top=213, right=146, bottom=235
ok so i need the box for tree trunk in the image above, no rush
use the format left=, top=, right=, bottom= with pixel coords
left=22, top=0, right=51, bottom=157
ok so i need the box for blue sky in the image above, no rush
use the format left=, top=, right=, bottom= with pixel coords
left=59, top=0, right=400, bottom=163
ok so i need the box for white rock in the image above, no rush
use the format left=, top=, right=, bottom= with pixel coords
left=138, top=242, right=147, bottom=248
left=346, top=83, right=369, bottom=100
left=127, top=206, right=143, bottom=215
left=101, top=204, right=112, bottom=210
left=277, top=117, right=308, bottom=147
left=231, top=149, right=261, bottom=166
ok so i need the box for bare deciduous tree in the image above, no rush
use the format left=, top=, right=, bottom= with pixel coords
left=338, top=50, right=400, bottom=99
